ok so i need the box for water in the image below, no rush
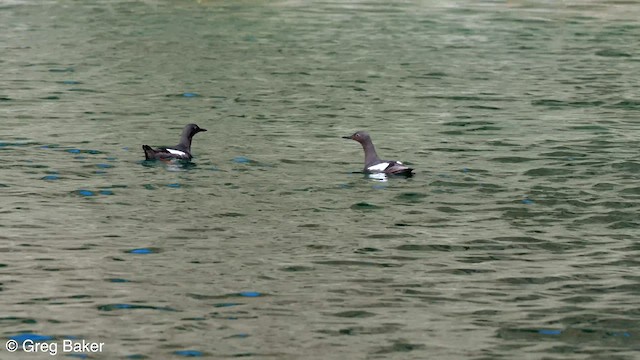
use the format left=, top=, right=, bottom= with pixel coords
left=1, top=0, right=640, bottom=358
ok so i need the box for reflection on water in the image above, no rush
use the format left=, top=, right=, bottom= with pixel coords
left=367, top=173, right=389, bottom=182
left=1, top=0, right=640, bottom=359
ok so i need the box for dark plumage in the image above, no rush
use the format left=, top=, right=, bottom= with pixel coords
left=142, top=123, right=207, bottom=161
left=343, top=131, right=414, bottom=176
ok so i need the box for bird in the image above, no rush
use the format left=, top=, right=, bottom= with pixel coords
left=142, top=123, right=207, bottom=161
left=343, top=131, right=414, bottom=176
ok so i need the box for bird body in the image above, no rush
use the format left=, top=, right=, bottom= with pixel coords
left=343, top=131, right=413, bottom=176
left=142, top=124, right=206, bottom=161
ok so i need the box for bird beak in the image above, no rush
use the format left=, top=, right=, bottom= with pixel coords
left=342, top=136, right=352, bottom=139
left=199, top=128, right=208, bottom=132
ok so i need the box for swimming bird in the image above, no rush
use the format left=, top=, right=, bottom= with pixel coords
left=343, top=131, right=414, bottom=176
left=142, top=123, right=207, bottom=161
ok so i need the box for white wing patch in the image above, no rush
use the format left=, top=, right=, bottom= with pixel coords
left=367, top=162, right=390, bottom=172
left=166, top=148, right=187, bottom=157
left=396, top=161, right=403, bottom=165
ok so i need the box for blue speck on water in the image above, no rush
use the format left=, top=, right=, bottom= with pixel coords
left=62, top=80, right=80, bottom=85
left=174, top=350, right=203, bottom=357
left=96, top=163, right=113, bottom=169
left=522, top=199, right=534, bottom=205
left=214, top=302, right=240, bottom=308
left=538, top=329, right=562, bottom=335
left=109, top=278, right=130, bottom=283
left=99, top=190, right=114, bottom=196
left=167, top=183, right=181, bottom=188
left=42, top=175, right=59, bottom=181
left=126, top=355, right=147, bottom=359
left=129, top=248, right=153, bottom=254
left=78, top=190, right=95, bottom=197
left=10, top=333, right=54, bottom=343
left=182, top=92, right=199, bottom=98
left=232, top=156, right=252, bottom=164
left=96, top=170, right=107, bottom=174
left=462, top=167, right=470, bottom=173
left=67, top=354, right=88, bottom=359
left=238, top=291, right=261, bottom=297
left=66, top=149, right=81, bottom=154
left=611, top=332, right=631, bottom=337
left=122, top=147, right=129, bottom=151
left=113, top=304, right=132, bottom=309
left=106, top=157, right=117, bottom=161
left=87, top=150, right=101, bottom=154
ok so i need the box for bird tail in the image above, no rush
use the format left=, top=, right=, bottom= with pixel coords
left=142, top=145, right=153, bottom=160
left=389, top=166, right=414, bottom=177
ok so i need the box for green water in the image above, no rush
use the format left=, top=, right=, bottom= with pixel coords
left=1, top=0, right=639, bottom=358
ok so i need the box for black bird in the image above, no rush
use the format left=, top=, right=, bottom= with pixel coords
left=343, top=131, right=413, bottom=176
left=142, top=123, right=207, bottom=161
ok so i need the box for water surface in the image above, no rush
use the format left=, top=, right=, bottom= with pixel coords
left=1, top=0, right=639, bottom=358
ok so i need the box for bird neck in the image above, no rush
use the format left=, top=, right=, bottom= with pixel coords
left=361, top=139, right=381, bottom=166
left=177, top=132, right=193, bottom=152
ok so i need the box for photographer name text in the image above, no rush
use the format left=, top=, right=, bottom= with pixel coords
left=6, top=339, right=104, bottom=356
